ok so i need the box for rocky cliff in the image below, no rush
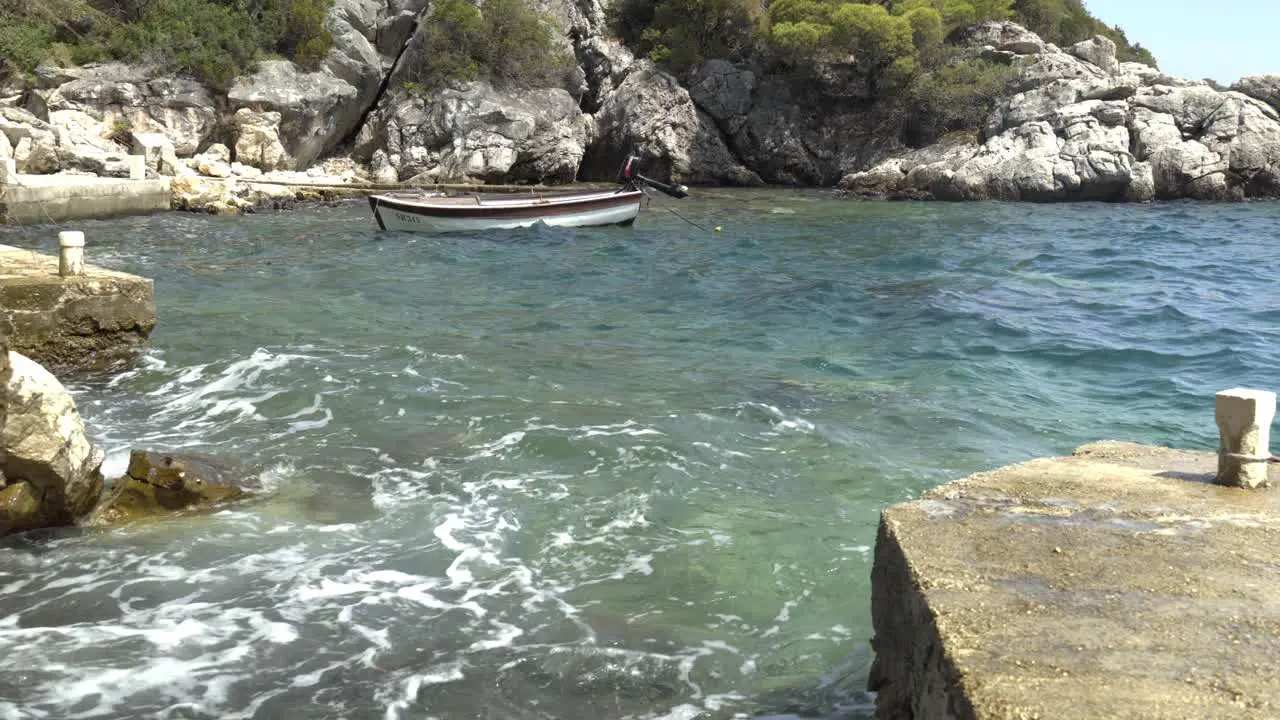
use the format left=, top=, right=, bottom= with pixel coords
left=841, top=25, right=1280, bottom=202
left=2, top=7, right=1279, bottom=204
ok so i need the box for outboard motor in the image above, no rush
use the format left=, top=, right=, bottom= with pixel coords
left=618, top=155, right=690, bottom=199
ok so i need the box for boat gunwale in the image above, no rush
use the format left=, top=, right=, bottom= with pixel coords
left=371, top=188, right=644, bottom=219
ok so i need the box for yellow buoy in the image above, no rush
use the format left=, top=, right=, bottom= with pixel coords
left=715, top=226, right=722, bottom=232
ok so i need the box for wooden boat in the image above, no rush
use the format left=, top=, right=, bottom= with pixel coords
left=367, top=156, right=688, bottom=233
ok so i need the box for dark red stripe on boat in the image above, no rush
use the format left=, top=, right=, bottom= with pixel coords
left=373, top=190, right=643, bottom=220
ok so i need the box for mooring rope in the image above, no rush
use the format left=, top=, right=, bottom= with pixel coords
left=641, top=186, right=713, bottom=233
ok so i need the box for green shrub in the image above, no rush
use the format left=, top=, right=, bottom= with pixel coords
left=0, top=0, right=333, bottom=87
left=254, top=0, right=334, bottom=67
left=407, top=0, right=572, bottom=90
left=0, top=21, right=55, bottom=73
left=105, top=0, right=262, bottom=89
left=902, top=51, right=1015, bottom=145
left=0, top=0, right=103, bottom=74
left=612, top=0, right=765, bottom=75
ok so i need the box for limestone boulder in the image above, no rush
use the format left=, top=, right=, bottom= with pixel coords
left=1131, top=85, right=1280, bottom=196
left=131, top=131, right=180, bottom=175
left=951, top=21, right=1046, bottom=56
left=172, top=175, right=242, bottom=213
left=227, top=60, right=361, bottom=171
left=43, top=108, right=133, bottom=176
left=323, top=0, right=385, bottom=133
left=1232, top=75, right=1280, bottom=113
left=1068, top=35, right=1119, bottom=75
left=369, top=149, right=398, bottom=184
left=584, top=61, right=761, bottom=185
left=1129, top=107, right=1183, bottom=161
left=87, top=450, right=249, bottom=527
left=1009, top=51, right=1109, bottom=96
left=373, top=82, right=593, bottom=184
left=0, top=349, right=104, bottom=531
left=234, top=108, right=292, bottom=172
left=1125, top=161, right=1156, bottom=202
left=935, top=119, right=1133, bottom=201
left=1, top=106, right=60, bottom=173
left=839, top=137, right=979, bottom=196
left=1115, top=62, right=1207, bottom=90
left=1149, top=140, right=1231, bottom=200
left=31, top=62, right=219, bottom=157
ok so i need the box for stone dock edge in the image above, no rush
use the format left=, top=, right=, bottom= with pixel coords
left=869, top=440, right=1280, bottom=719
left=0, top=244, right=155, bottom=372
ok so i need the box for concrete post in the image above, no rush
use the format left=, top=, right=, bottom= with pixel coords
left=1216, top=388, right=1276, bottom=488
left=58, top=231, right=85, bottom=277
left=0, top=157, right=14, bottom=185
left=127, top=155, right=146, bottom=180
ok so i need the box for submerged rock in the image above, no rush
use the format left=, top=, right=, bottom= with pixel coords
left=87, top=450, right=250, bottom=527
left=0, top=346, right=105, bottom=534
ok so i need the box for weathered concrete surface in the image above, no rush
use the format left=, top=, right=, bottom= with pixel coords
left=0, top=174, right=171, bottom=225
left=0, top=244, right=155, bottom=371
left=870, top=440, right=1280, bottom=720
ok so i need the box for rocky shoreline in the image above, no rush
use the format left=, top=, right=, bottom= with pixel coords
left=0, top=336, right=252, bottom=536
left=1, top=10, right=1280, bottom=209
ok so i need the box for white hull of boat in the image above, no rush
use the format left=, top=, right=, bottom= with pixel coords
left=369, top=190, right=643, bottom=233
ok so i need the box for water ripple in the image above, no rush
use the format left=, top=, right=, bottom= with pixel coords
left=1, top=195, right=1278, bottom=719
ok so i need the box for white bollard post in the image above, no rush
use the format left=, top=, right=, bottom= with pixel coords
left=127, top=155, right=146, bottom=180
left=1216, top=388, right=1276, bottom=488
left=0, top=157, right=14, bottom=185
left=58, top=231, right=85, bottom=277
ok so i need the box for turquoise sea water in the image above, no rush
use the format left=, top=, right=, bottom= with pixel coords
left=0, top=191, right=1278, bottom=719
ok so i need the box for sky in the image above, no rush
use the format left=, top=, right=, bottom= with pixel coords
left=1084, top=0, right=1280, bottom=84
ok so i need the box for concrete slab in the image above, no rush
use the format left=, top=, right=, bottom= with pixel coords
left=0, top=174, right=171, bottom=225
left=870, top=440, right=1280, bottom=720
left=0, top=244, right=154, bottom=372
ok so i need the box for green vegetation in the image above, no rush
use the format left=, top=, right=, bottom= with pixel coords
left=613, top=0, right=1156, bottom=80
left=903, top=49, right=1016, bottom=144
left=404, top=0, right=575, bottom=92
left=0, top=0, right=333, bottom=89
left=613, top=0, right=766, bottom=72
left=610, top=0, right=1157, bottom=145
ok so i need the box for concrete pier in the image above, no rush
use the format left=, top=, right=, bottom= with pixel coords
left=0, top=172, right=171, bottom=225
left=0, top=243, right=154, bottom=372
left=870, top=440, right=1280, bottom=719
